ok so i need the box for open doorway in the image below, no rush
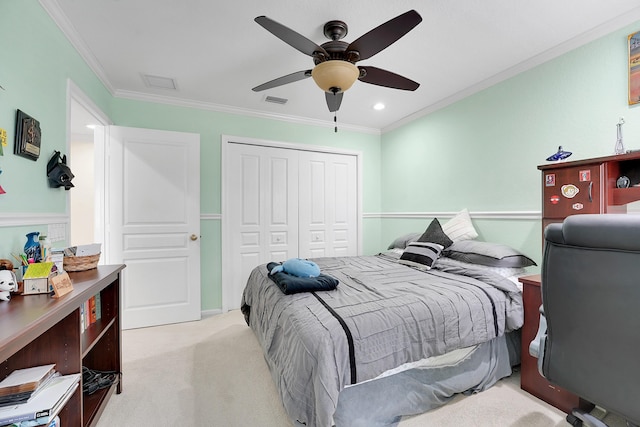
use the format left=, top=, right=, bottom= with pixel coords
left=69, top=99, right=96, bottom=245
left=67, top=80, right=111, bottom=254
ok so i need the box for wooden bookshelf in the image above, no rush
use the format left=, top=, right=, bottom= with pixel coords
left=0, top=265, right=125, bottom=427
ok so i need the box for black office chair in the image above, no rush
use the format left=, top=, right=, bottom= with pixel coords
left=529, top=214, right=640, bottom=427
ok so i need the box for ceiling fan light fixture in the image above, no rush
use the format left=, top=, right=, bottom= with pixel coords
left=311, top=60, right=359, bottom=93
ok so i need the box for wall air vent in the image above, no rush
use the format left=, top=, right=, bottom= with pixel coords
left=265, top=96, right=288, bottom=105
left=141, top=74, right=178, bottom=90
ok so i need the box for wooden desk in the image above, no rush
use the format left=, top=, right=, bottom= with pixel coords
left=519, top=274, right=582, bottom=414
left=0, top=265, right=125, bottom=427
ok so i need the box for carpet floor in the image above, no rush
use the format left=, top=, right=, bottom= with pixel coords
left=95, top=310, right=624, bottom=427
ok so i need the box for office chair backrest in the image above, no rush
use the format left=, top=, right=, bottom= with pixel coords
left=542, top=214, right=640, bottom=425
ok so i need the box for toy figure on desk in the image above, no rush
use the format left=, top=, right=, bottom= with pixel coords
left=546, top=146, right=572, bottom=162
left=0, top=269, right=18, bottom=301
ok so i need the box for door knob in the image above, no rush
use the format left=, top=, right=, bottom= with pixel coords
left=190, top=234, right=198, bottom=241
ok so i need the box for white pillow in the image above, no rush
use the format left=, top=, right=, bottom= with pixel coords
left=442, top=208, right=478, bottom=242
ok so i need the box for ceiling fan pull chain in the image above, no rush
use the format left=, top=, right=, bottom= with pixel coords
left=334, top=111, right=338, bottom=133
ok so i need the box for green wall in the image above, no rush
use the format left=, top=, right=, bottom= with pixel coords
left=3, top=0, right=640, bottom=310
left=0, top=1, right=381, bottom=312
left=109, top=99, right=381, bottom=310
left=381, top=20, right=640, bottom=267
left=0, top=1, right=113, bottom=255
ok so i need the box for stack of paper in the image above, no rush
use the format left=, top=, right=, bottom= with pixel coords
left=0, top=365, right=56, bottom=406
left=0, top=374, right=80, bottom=426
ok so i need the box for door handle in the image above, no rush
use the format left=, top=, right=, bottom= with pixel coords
left=588, top=181, right=593, bottom=202
left=190, top=234, right=198, bottom=241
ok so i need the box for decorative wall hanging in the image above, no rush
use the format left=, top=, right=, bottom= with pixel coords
left=14, top=110, right=41, bottom=161
left=629, top=30, right=640, bottom=105
left=0, top=128, right=6, bottom=154
left=47, top=150, right=75, bottom=190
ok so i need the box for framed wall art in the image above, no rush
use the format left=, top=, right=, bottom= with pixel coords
left=629, top=30, right=640, bottom=106
left=14, top=109, right=41, bottom=161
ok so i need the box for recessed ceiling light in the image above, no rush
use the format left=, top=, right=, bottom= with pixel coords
left=86, top=124, right=96, bottom=130
left=373, top=103, right=385, bottom=111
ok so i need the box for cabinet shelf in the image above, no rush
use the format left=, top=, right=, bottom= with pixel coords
left=83, top=379, right=120, bottom=427
left=81, top=317, right=117, bottom=358
left=611, top=187, right=640, bottom=206
left=0, top=265, right=125, bottom=427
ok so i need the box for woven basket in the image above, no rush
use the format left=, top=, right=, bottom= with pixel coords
left=63, top=253, right=100, bottom=272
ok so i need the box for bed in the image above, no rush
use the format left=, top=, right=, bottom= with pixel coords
left=240, top=215, right=533, bottom=427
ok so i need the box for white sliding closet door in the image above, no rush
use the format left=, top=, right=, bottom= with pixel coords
left=225, top=143, right=299, bottom=310
left=222, top=139, right=361, bottom=312
left=298, top=151, right=358, bottom=258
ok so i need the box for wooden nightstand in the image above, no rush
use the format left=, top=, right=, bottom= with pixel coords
left=519, top=274, right=585, bottom=414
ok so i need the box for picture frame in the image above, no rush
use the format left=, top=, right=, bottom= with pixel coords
left=14, top=109, right=41, bottom=161
left=629, top=30, right=640, bottom=106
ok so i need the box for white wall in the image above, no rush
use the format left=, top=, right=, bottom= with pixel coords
left=70, top=133, right=95, bottom=245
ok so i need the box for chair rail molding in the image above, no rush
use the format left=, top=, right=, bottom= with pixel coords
left=365, top=210, right=541, bottom=220
left=0, top=212, right=69, bottom=227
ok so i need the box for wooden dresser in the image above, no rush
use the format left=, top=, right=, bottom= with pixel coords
left=0, top=265, right=125, bottom=427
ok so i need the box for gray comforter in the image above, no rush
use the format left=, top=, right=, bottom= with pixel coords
left=241, top=254, right=523, bottom=427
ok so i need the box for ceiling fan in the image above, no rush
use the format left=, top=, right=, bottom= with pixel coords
left=252, top=10, right=422, bottom=113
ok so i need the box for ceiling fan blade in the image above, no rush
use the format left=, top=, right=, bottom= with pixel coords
left=358, top=66, right=419, bottom=91
left=255, top=16, right=329, bottom=58
left=346, top=10, right=422, bottom=61
left=252, top=70, right=312, bottom=92
left=325, top=91, right=344, bottom=112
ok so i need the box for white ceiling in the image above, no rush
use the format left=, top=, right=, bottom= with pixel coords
left=43, top=0, right=640, bottom=133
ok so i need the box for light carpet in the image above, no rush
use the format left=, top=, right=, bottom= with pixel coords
left=95, top=310, right=622, bottom=427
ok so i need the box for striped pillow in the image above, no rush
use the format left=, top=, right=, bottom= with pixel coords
left=442, top=208, right=478, bottom=242
left=398, top=241, right=444, bottom=270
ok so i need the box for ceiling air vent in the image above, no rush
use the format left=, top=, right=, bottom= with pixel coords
left=265, top=96, right=288, bottom=105
left=142, top=74, right=178, bottom=90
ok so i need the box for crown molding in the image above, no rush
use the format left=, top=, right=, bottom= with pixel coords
left=383, top=6, right=640, bottom=134
left=39, top=0, right=379, bottom=135
left=39, top=0, right=116, bottom=95
left=113, top=89, right=380, bottom=135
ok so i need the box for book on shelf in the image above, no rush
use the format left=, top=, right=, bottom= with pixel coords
left=0, top=374, right=79, bottom=426
left=88, top=296, right=97, bottom=324
left=94, top=293, right=101, bottom=321
left=0, top=365, right=56, bottom=400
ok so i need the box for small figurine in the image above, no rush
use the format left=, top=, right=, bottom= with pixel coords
left=0, top=270, right=18, bottom=301
left=614, top=117, right=625, bottom=155
left=546, top=146, right=572, bottom=162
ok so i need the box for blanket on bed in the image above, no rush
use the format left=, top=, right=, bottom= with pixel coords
left=266, top=261, right=339, bottom=294
left=241, top=254, right=523, bottom=427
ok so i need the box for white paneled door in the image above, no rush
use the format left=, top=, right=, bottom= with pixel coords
left=298, top=151, right=358, bottom=258
left=223, top=139, right=360, bottom=311
left=107, top=126, right=201, bottom=329
left=224, top=143, right=300, bottom=311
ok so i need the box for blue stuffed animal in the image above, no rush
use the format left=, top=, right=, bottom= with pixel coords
left=270, top=258, right=320, bottom=278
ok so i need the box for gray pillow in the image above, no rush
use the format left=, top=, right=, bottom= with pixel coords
left=387, top=232, right=422, bottom=250
left=417, top=218, right=453, bottom=248
left=443, top=240, right=536, bottom=268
